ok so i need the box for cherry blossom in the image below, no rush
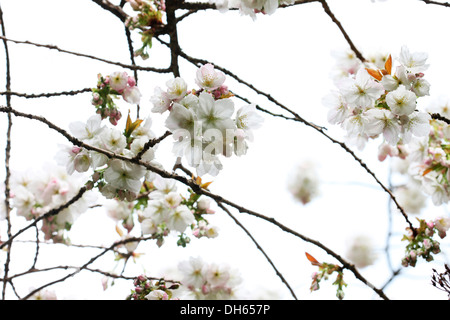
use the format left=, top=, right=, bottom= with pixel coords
left=177, top=257, right=242, bottom=299
left=338, top=68, right=384, bottom=108
left=195, top=63, right=226, bottom=91
left=103, top=159, right=147, bottom=196
left=386, top=85, right=417, bottom=116
left=152, top=64, right=263, bottom=176
left=345, top=235, right=377, bottom=268
left=288, top=161, right=320, bottom=205
left=8, top=164, right=97, bottom=243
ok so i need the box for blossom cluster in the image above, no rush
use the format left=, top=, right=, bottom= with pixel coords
left=393, top=178, right=427, bottom=214
left=28, top=288, right=57, bottom=300
left=105, top=175, right=219, bottom=249
left=306, top=252, right=347, bottom=300
left=57, top=103, right=156, bottom=202
left=212, top=0, right=295, bottom=19
left=324, top=46, right=431, bottom=151
left=287, top=161, right=320, bottom=205
left=7, top=164, right=96, bottom=243
left=125, top=0, right=165, bottom=60
left=151, top=63, right=264, bottom=176
left=91, top=72, right=141, bottom=125
left=177, top=256, right=242, bottom=300
left=376, top=97, right=450, bottom=207
left=345, top=235, right=377, bottom=269
left=107, top=176, right=218, bottom=250
left=405, top=118, right=450, bottom=205
left=56, top=70, right=222, bottom=250
left=402, top=217, right=450, bottom=267
left=139, top=176, right=219, bottom=247
left=128, top=274, right=179, bottom=300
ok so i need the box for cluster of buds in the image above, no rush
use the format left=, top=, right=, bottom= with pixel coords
left=401, top=217, right=450, bottom=267
left=125, top=0, right=166, bottom=60
left=128, top=275, right=179, bottom=300
left=306, top=253, right=347, bottom=300
left=184, top=188, right=218, bottom=241
left=91, top=72, right=141, bottom=125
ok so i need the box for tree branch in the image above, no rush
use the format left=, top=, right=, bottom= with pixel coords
left=0, top=105, right=388, bottom=299
left=0, top=35, right=171, bottom=73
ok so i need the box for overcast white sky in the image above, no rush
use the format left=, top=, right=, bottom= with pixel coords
left=0, top=0, right=450, bottom=300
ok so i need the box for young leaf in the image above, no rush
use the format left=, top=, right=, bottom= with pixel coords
left=124, top=111, right=143, bottom=138
left=384, top=54, right=392, bottom=75
left=305, top=252, right=321, bottom=266
left=365, top=68, right=382, bottom=81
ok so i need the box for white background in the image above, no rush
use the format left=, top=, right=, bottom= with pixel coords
left=0, top=0, right=449, bottom=300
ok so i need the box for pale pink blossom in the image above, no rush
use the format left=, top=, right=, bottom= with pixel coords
left=109, top=71, right=129, bottom=92
left=338, top=68, right=384, bottom=108
left=195, top=64, right=226, bottom=91
left=123, top=86, right=141, bottom=104
left=386, top=85, right=417, bottom=116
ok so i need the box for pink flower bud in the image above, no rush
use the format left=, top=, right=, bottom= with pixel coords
left=202, top=284, right=210, bottom=295
left=423, top=239, right=432, bottom=250
left=128, top=76, right=136, bottom=87
left=109, top=116, right=118, bottom=126
left=71, top=146, right=82, bottom=154
left=192, top=229, right=200, bottom=237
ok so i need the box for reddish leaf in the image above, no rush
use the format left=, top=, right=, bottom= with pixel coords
left=305, top=252, right=321, bottom=266
left=365, top=68, right=382, bottom=81
left=384, top=54, right=392, bottom=75
left=422, top=167, right=433, bottom=176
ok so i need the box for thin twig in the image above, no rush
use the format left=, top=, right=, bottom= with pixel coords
left=0, top=35, right=171, bottom=73
left=133, top=130, right=172, bottom=161
left=0, top=187, right=88, bottom=250
left=0, top=88, right=92, bottom=99
left=431, top=112, right=450, bottom=124
left=217, top=202, right=298, bottom=300
left=0, top=2, right=13, bottom=300
left=157, top=39, right=414, bottom=234
left=0, top=105, right=388, bottom=299
left=20, top=234, right=161, bottom=300
left=91, top=0, right=129, bottom=22
left=320, top=0, right=366, bottom=62
left=421, top=0, right=450, bottom=8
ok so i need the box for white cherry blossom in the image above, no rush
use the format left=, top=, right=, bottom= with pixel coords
left=235, top=104, right=264, bottom=134
left=365, top=108, right=402, bottom=145
left=178, top=256, right=207, bottom=288
left=150, top=86, right=172, bottom=113
left=166, top=205, right=194, bottom=233
left=166, top=77, right=188, bottom=101
left=322, top=91, right=351, bottom=125
left=400, top=112, right=431, bottom=143
left=338, top=68, right=384, bottom=108
left=196, top=92, right=235, bottom=133
left=69, top=114, right=104, bottom=142
left=103, top=159, right=146, bottom=194
left=386, top=85, right=417, bottom=116
left=398, top=45, right=429, bottom=74
left=195, top=64, right=226, bottom=91
left=109, top=71, right=129, bottom=92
